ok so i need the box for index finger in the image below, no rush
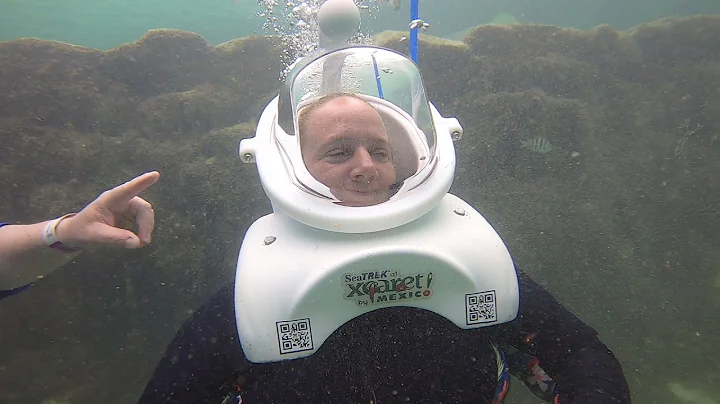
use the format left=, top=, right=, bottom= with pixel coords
left=104, top=171, right=161, bottom=205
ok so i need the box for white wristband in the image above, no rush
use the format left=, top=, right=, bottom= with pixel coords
left=42, top=213, right=80, bottom=252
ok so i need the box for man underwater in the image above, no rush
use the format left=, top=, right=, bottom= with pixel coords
left=137, top=43, right=630, bottom=403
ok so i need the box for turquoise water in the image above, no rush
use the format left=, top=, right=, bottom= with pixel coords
left=1, top=0, right=260, bottom=49
left=2, top=0, right=720, bottom=49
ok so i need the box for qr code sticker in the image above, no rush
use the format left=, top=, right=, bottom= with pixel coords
left=465, top=291, right=497, bottom=325
left=276, top=318, right=314, bottom=354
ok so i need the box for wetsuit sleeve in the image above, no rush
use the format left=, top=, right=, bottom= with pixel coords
left=0, top=284, right=33, bottom=300
left=138, top=282, right=248, bottom=404
left=496, top=270, right=631, bottom=404
left=0, top=222, right=33, bottom=301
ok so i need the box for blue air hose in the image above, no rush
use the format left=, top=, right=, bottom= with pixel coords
left=371, top=53, right=384, bottom=99
left=410, top=0, right=419, bottom=63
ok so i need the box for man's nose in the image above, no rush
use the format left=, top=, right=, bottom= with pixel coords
left=351, top=148, right=378, bottom=179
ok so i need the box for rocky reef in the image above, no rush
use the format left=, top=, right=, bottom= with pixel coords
left=1, top=16, right=719, bottom=404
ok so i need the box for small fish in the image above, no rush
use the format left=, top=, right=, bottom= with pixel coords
left=409, top=19, right=430, bottom=30
left=520, top=137, right=555, bottom=154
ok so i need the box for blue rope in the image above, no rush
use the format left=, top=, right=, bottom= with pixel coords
left=410, top=0, right=419, bottom=63
left=371, top=53, right=384, bottom=99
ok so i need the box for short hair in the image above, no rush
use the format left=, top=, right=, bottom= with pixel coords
left=297, top=92, right=373, bottom=141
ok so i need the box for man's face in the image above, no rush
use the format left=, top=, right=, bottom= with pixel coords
left=301, top=96, right=397, bottom=207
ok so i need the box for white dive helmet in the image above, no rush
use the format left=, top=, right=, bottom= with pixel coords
left=236, top=45, right=519, bottom=364
left=239, top=45, right=463, bottom=233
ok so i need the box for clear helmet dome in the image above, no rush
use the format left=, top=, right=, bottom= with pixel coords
left=276, top=45, right=437, bottom=207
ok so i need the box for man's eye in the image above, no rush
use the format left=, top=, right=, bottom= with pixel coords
left=373, top=149, right=390, bottom=161
left=325, top=149, right=350, bottom=161
left=328, top=149, right=347, bottom=157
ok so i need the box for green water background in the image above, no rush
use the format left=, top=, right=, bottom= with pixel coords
left=2, top=0, right=720, bottom=49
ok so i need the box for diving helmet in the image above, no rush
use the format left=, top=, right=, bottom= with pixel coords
left=239, top=45, right=462, bottom=233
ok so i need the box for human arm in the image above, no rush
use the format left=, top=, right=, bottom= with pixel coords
left=138, top=282, right=248, bottom=404
left=0, top=171, right=160, bottom=291
left=496, top=270, right=631, bottom=403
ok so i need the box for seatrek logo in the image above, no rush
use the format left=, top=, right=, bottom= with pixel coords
left=343, top=270, right=434, bottom=306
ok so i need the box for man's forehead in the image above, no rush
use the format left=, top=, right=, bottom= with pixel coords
left=322, top=95, right=369, bottom=109
left=321, top=131, right=390, bottom=146
left=302, top=99, right=388, bottom=140
left=309, top=115, right=389, bottom=143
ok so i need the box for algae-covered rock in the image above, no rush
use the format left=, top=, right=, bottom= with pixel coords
left=630, top=15, right=720, bottom=65
left=101, top=29, right=215, bottom=97
left=136, top=85, right=233, bottom=137
left=0, top=39, right=104, bottom=130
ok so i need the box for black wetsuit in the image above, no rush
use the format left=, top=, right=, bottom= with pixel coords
left=0, top=222, right=32, bottom=300
left=138, top=270, right=630, bottom=404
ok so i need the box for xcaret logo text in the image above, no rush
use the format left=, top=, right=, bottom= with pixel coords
left=343, top=270, right=434, bottom=306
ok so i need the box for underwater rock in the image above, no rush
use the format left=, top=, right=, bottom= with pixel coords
left=101, top=29, right=215, bottom=97
left=136, top=85, right=231, bottom=137
left=630, top=15, right=720, bottom=66
left=0, top=39, right=105, bottom=130
left=0, top=31, right=282, bottom=135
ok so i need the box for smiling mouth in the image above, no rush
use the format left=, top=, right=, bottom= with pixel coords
left=349, top=189, right=379, bottom=195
